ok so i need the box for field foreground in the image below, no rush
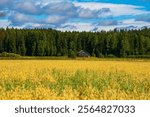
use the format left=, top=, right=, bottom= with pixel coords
left=0, top=60, right=150, bottom=100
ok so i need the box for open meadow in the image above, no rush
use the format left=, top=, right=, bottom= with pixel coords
left=0, top=59, right=150, bottom=100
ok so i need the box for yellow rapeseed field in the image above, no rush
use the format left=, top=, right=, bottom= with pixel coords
left=0, top=60, right=150, bottom=100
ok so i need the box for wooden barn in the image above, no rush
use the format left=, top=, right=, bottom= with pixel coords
left=77, top=50, right=90, bottom=57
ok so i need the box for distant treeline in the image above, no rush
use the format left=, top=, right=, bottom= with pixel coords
left=0, top=28, right=150, bottom=58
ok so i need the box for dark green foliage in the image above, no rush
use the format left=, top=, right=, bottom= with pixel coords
left=68, top=49, right=76, bottom=58
left=0, top=52, right=21, bottom=57
left=0, top=28, right=150, bottom=58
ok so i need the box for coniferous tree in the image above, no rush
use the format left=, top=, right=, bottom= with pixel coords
left=0, top=28, right=150, bottom=58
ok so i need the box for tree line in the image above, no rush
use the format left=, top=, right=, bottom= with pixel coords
left=0, top=28, right=150, bottom=58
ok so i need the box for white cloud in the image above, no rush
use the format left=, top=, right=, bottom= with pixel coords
left=57, top=18, right=150, bottom=32
left=0, top=19, right=10, bottom=28
left=0, top=0, right=150, bottom=31
left=10, top=12, right=35, bottom=26
left=58, top=22, right=93, bottom=32
left=77, top=8, right=98, bottom=18
left=0, top=0, right=12, bottom=9
left=45, top=15, right=67, bottom=25
left=96, top=20, right=119, bottom=26
left=0, top=0, right=9, bottom=5
left=77, top=7, right=111, bottom=18
left=74, top=2, right=150, bottom=16
left=122, top=19, right=150, bottom=27
left=15, top=1, right=41, bottom=15
left=58, top=22, right=120, bottom=32
left=136, top=15, right=150, bottom=22
left=0, top=11, right=6, bottom=17
left=43, top=1, right=77, bottom=17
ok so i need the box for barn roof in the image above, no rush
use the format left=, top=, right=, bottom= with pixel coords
left=77, top=50, right=90, bottom=57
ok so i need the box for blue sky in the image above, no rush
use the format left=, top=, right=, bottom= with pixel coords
left=0, top=0, right=150, bottom=31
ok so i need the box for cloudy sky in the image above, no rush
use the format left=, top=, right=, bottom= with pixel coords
left=0, top=0, right=150, bottom=31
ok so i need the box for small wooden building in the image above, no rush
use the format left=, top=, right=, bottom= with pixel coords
left=77, top=50, right=90, bottom=57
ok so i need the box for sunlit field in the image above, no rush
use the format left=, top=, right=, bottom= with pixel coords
left=0, top=60, right=150, bottom=100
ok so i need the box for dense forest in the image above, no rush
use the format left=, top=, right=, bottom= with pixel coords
left=0, top=28, right=150, bottom=58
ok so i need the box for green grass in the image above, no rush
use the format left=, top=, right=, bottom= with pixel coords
left=0, top=56, right=150, bottom=63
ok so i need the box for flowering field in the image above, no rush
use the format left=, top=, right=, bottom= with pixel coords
left=0, top=60, right=150, bottom=100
